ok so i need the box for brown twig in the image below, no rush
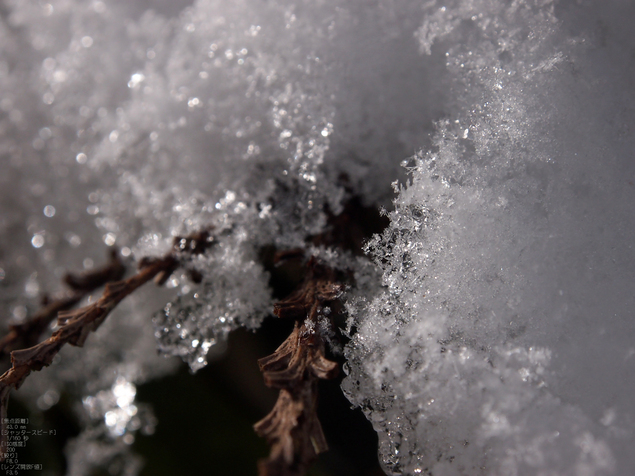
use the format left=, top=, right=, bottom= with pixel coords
left=0, top=256, right=175, bottom=459
left=0, top=229, right=214, bottom=460
left=254, top=257, right=342, bottom=476
left=63, top=249, right=127, bottom=293
left=0, top=249, right=125, bottom=357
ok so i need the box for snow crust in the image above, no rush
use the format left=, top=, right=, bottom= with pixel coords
left=343, top=1, right=635, bottom=474
left=1, top=0, right=634, bottom=474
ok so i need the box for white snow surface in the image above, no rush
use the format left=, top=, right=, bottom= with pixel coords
left=0, top=0, right=634, bottom=475
left=343, top=1, right=635, bottom=475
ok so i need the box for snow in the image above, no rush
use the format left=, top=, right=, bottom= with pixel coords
left=1, top=0, right=634, bottom=474
left=343, top=1, right=635, bottom=474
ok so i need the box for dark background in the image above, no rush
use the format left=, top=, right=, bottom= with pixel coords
left=8, top=321, right=384, bottom=476
left=6, top=199, right=389, bottom=476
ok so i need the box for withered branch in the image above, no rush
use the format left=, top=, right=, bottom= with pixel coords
left=254, top=258, right=342, bottom=476
left=0, top=256, right=175, bottom=458
left=0, top=229, right=213, bottom=460
left=0, top=249, right=125, bottom=357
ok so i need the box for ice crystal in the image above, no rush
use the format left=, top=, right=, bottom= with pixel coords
left=343, top=1, right=635, bottom=475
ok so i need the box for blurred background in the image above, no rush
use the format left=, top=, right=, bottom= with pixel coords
left=7, top=321, right=384, bottom=476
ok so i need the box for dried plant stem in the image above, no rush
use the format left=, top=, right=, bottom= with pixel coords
left=0, top=295, right=84, bottom=357
left=0, top=255, right=177, bottom=459
left=0, top=250, right=125, bottom=357
left=255, top=257, right=342, bottom=476
left=0, top=228, right=214, bottom=460
left=0, top=226, right=349, bottom=473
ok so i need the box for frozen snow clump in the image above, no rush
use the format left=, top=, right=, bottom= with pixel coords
left=343, top=1, right=635, bottom=475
